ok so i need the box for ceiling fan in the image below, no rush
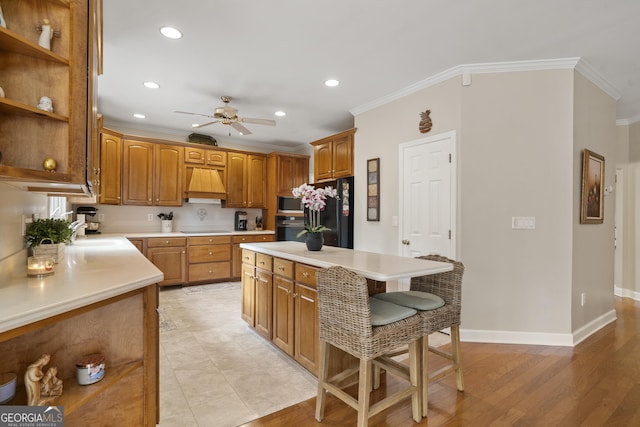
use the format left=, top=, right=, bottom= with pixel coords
left=175, top=96, right=276, bottom=135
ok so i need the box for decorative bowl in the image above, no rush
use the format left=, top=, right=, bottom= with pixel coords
left=0, top=372, right=17, bottom=404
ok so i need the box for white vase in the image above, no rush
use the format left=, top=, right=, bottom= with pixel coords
left=161, top=220, right=173, bottom=233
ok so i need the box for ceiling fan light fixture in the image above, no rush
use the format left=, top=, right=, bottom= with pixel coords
left=275, top=111, right=286, bottom=117
left=143, top=81, right=160, bottom=89
left=160, top=26, right=183, bottom=39
left=324, top=79, right=340, bottom=87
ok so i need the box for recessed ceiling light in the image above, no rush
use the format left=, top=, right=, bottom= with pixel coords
left=191, top=123, right=200, bottom=128
left=143, top=81, right=160, bottom=89
left=133, top=113, right=146, bottom=119
left=324, top=79, right=340, bottom=87
left=160, top=26, right=183, bottom=39
left=275, top=111, right=286, bottom=117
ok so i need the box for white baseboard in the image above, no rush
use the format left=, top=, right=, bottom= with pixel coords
left=615, top=286, right=640, bottom=301
left=460, top=308, right=617, bottom=347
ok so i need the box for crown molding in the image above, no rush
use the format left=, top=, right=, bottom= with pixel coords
left=350, top=57, right=622, bottom=116
left=617, top=114, right=640, bottom=126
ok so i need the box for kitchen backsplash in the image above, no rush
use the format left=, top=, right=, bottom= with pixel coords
left=71, top=203, right=264, bottom=234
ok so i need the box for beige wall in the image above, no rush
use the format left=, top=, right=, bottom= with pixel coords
left=616, top=124, right=630, bottom=164
left=571, top=72, right=617, bottom=330
left=630, top=122, right=640, bottom=162
left=354, top=67, right=617, bottom=342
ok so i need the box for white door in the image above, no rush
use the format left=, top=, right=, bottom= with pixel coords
left=399, top=131, right=455, bottom=260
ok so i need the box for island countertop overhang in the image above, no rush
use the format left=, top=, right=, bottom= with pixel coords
left=239, top=241, right=453, bottom=281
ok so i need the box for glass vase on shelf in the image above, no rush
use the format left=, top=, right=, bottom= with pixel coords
left=292, top=183, right=338, bottom=251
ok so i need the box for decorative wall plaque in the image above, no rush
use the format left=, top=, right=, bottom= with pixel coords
left=419, top=109, right=432, bottom=133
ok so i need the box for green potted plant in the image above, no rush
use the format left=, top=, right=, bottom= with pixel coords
left=25, top=218, right=73, bottom=263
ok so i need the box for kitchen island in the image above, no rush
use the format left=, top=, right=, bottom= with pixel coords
left=0, top=236, right=162, bottom=426
left=238, top=241, right=453, bottom=375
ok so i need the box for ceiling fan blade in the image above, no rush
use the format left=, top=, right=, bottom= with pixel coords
left=231, top=122, right=252, bottom=135
left=192, top=120, right=219, bottom=128
left=174, top=110, right=213, bottom=118
left=241, top=117, right=276, bottom=126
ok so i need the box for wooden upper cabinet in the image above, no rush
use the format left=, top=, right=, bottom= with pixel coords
left=122, top=140, right=183, bottom=206
left=122, top=140, right=154, bottom=205
left=99, top=129, right=122, bottom=205
left=276, top=154, right=309, bottom=195
left=184, top=146, right=227, bottom=167
left=310, top=128, right=356, bottom=182
left=154, top=144, right=184, bottom=206
left=0, top=0, right=95, bottom=189
left=226, top=152, right=266, bottom=208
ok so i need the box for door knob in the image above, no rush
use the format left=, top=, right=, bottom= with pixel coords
left=402, top=239, right=410, bottom=245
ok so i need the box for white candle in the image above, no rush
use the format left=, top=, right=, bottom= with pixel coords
left=27, top=256, right=55, bottom=277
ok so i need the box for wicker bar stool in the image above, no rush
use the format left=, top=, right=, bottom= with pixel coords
left=315, top=266, right=423, bottom=427
left=373, top=255, right=465, bottom=417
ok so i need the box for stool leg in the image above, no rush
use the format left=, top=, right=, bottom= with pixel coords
left=451, top=325, right=464, bottom=391
left=357, top=358, right=372, bottom=427
left=422, top=334, right=429, bottom=417
left=408, top=339, right=421, bottom=422
left=315, top=339, right=330, bottom=421
left=373, top=364, right=381, bottom=390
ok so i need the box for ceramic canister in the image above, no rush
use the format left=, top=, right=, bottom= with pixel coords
left=75, top=353, right=105, bottom=385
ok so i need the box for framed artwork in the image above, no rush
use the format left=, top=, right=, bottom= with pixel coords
left=367, top=158, right=380, bottom=221
left=580, top=149, right=605, bottom=224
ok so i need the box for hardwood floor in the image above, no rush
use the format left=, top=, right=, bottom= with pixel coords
left=240, top=297, right=640, bottom=426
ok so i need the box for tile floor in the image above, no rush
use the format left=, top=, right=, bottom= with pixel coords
left=156, top=281, right=451, bottom=427
left=157, top=282, right=318, bottom=427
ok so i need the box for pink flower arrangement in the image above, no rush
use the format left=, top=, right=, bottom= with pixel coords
left=292, top=183, right=338, bottom=235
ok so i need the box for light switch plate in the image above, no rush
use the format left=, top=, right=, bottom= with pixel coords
left=512, top=216, right=535, bottom=230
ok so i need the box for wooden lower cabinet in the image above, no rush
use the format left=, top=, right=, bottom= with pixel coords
left=147, top=238, right=187, bottom=286
left=0, top=285, right=158, bottom=426
left=232, top=234, right=275, bottom=278
left=243, top=252, right=319, bottom=375
left=188, top=236, right=231, bottom=284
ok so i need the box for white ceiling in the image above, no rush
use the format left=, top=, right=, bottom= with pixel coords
left=98, top=0, right=640, bottom=150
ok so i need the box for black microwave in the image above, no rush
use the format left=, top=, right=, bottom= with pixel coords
left=278, top=196, right=303, bottom=213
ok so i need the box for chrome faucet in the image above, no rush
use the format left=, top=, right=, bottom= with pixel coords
left=69, top=220, right=87, bottom=244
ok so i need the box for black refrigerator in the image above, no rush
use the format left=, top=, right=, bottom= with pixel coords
left=311, top=176, right=354, bottom=248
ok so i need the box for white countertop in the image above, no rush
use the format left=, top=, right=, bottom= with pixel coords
left=0, top=236, right=163, bottom=334
left=239, top=241, right=453, bottom=281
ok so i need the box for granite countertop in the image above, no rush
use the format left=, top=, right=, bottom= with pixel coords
left=239, top=241, right=453, bottom=281
left=0, top=236, right=163, bottom=334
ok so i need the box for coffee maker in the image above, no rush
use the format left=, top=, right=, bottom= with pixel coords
left=234, top=211, right=248, bottom=231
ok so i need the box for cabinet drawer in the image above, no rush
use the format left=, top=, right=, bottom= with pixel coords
left=295, top=264, right=318, bottom=288
left=147, top=237, right=187, bottom=247
left=189, top=245, right=231, bottom=263
left=232, top=235, right=256, bottom=244
left=242, top=249, right=256, bottom=266
left=189, top=235, right=231, bottom=245
left=273, top=258, right=294, bottom=279
left=256, top=253, right=272, bottom=271
left=189, top=262, right=231, bottom=282
left=254, top=234, right=275, bottom=242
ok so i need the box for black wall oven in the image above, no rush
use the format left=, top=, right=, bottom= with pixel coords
left=275, top=216, right=305, bottom=242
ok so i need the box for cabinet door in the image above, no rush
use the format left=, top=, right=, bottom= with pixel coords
left=295, top=284, right=319, bottom=374
left=254, top=269, right=273, bottom=339
left=226, top=152, right=247, bottom=207
left=293, top=157, right=310, bottom=188
left=276, top=156, right=309, bottom=195
left=241, top=263, right=255, bottom=326
left=99, top=130, right=122, bottom=205
left=332, top=135, right=354, bottom=178
left=154, top=144, right=184, bottom=206
left=147, top=246, right=186, bottom=286
left=122, top=140, right=153, bottom=205
left=184, top=147, right=205, bottom=164
left=313, top=141, right=333, bottom=181
left=272, top=276, right=294, bottom=356
left=247, top=154, right=266, bottom=208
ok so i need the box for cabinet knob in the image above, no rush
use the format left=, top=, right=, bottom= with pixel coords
left=278, top=266, right=285, bottom=271
left=302, top=272, right=309, bottom=278
left=292, top=293, right=298, bottom=298
left=209, top=270, right=212, bottom=273
left=209, top=251, right=212, bottom=255
left=259, top=261, right=264, bottom=265
left=165, top=240, right=169, bottom=244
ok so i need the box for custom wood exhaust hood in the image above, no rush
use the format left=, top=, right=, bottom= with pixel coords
left=185, top=168, right=227, bottom=203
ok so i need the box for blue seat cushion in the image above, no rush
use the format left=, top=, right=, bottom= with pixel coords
left=369, top=297, right=417, bottom=326
left=373, top=291, right=445, bottom=311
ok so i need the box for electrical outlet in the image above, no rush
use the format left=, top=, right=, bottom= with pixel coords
left=147, top=213, right=154, bottom=222
left=97, top=213, right=105, bottom=222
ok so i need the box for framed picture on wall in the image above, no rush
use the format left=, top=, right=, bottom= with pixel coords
left=580, top=149, right=605, bottom=224
left=367, top=158, right=380, bottom=221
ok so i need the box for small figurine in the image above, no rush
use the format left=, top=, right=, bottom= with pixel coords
left=38, top=19, right=53, bottom=50
left=37, top=96, right=53, bottom=112
left=0, top=86, right=5, bottom=98
left=25, top=353, right=63, bottom=406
